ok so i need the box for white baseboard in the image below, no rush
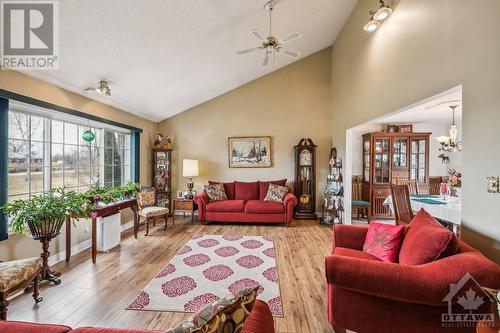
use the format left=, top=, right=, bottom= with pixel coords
left=48, top=220, right=135, bottom=266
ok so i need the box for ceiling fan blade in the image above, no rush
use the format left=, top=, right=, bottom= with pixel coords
left=263, top=52, right=269, bottom=66
left=238, top=47, right=261, bottom=55
left=251, top=29, right=266, bottom=42
left=282, top=49, right=301, bottom=58
left=279, top=31, right=303, bottom=44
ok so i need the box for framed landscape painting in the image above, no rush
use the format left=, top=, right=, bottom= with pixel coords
left=228, top=136, right=271, bottom=168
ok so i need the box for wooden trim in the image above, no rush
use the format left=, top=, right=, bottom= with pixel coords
left=0, top=89, right=143, bottom=133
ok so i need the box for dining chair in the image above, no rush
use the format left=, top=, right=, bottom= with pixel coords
left=390, top=184, right=414, bottom=224
left=428, top=176, right=442, bottom=195
left=396, top=178, right=419, bottom=195
left=351, top=176, right=371, bottom=223
left=137, top=188, right=169, bottom=236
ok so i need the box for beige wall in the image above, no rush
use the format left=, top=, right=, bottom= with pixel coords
left=330, top=0, right=500, bottom=261
left=158, top=48, right=333, bottom=211
left=0, top=70, right=157, bottom=261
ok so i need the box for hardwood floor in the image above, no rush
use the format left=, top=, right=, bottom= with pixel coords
left=7, top=219, right=338, bottom=333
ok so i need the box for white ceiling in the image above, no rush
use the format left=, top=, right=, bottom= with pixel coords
left=374, top=88, right=463, bottom=125
left=22, top=0, right=357, bottom=122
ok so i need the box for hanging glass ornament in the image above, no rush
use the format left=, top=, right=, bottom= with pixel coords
left=82, top=129, right=95, bottom=142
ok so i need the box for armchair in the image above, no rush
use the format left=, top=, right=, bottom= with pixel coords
left=326, top=224, right=500, bottom=333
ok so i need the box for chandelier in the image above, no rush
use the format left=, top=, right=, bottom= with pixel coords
left=436, top=105, right=462, bottom=153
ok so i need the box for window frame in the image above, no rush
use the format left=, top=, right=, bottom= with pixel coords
left=0, top=92, right=142, bottom=241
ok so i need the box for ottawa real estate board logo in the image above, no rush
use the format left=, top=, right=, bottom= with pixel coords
left=1, top=0, right=59, bottom=70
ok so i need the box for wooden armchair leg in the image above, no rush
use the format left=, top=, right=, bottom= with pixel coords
left=0, top=291, right=8, bottom=320
left=32, top=271, right=43, bottom=303
left=145, top=218, right=150, bottom=236
left=164, top=215, right=168, bottom=230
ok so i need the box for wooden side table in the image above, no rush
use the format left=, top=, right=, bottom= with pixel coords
left=173, top=199, right=196, bottom=224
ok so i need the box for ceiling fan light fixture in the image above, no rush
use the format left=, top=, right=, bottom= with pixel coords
left=363, top=19, right=381, bottom=32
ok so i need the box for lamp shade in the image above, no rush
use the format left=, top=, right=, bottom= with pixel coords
left=183, top=159, right=199, bottom=177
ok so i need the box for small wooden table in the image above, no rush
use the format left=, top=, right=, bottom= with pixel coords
left=173, top=199, right=196, bottom=224
left=65, top=198, right=139, bottom=264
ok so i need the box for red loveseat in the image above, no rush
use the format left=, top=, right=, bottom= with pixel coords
left=195, top=180, right=297, bottom=226
left=0, top=300, right=275, bottom=333
left=325, top=224, right=500, bottom=333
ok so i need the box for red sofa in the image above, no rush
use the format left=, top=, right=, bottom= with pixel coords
left=325, top=224, right=500, bottom=333
left=195, top=180, right=298, bottom=226
left=0, top=300, right=275, bottom=333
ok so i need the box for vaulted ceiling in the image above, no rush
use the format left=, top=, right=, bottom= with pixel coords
left=24, top=0, right=357, bottom=122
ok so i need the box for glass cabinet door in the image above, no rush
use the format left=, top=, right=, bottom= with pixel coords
left=363, top=138, right=370, bottom=182
left=411, top=139, right=426, bottom=183
left=393, top=138, right=408, bottom=167
left=374, top=138, right=390, bottom=183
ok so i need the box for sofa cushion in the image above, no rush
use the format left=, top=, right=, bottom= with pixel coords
left=209, top=181, right=235, bottom=200
left=206, top=200, right=245, bottom=213
left=245, top=200, right=285, bottom=214
left=235, top=181, right=259, bottom=200
left=72, top=328, right=159, bottom=333
left=362, top=222, right=405, bottom=263
left=206, top=183, right=227, bottom=202
left=259, top=179, right=287, bottom=201
left=333, top=247, right=381, bottom=261
left=242, top=300, right=275, bottom=333
left=399, top=209, right=458, bottom=265
left=0, top=321, right=72, bottom=333
left=264, top=184, right=289, bottom=203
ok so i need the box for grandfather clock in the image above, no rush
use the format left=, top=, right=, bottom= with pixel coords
left=294, top=138, right=317, bottom=220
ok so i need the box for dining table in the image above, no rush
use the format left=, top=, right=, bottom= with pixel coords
left=383, top=194, right=461, bottom=236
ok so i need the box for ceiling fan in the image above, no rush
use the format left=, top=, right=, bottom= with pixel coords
left=85, top=80, right=111, bottom=97
left=238, top=0, right=303, bottom=66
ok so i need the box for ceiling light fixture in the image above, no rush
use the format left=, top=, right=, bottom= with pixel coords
left=85, top=80, right=111, bottom=96
left=435, top=104, right=462, bottom=153
left=363, top=0, right=392, bottom=32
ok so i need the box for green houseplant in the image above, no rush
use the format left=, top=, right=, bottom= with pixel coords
left=1, top=188, right=90, bottom=285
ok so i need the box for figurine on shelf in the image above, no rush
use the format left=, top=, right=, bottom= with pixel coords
left=154, top=132, right=164, bottom=147
left=163, top=136, right=172, bottom=149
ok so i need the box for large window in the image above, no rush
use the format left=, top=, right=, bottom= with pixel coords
left=7, top=102, right=132, bottom=203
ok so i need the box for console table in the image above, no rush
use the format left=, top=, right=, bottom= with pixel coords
left=65, top=198, right=139, bottom=264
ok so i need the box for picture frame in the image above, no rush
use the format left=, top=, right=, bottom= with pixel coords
left=386, top=124, right=397, bottom=133
left=228, top=136, right=271, bottom=168
left=397, top=124, right=413, bottom=133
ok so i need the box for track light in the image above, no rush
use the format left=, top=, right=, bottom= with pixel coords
left=364, top=0, right=392, bottom=32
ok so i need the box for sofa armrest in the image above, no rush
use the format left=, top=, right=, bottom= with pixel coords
left=194, top=191, right=208, bottom=223
left=242, top=300, right=275, bottom=333
left=332, top=224, right=368, bottom=251
left=283, top=192, right=297, bottom=226
left=325, top=250, right=500, bottom=306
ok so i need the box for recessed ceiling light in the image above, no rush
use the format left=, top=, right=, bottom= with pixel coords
left=373, top=4, right=392, bottom=21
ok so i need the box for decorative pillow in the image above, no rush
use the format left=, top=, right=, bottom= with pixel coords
left=264, top=184, right=289, bottom=203
left=209, top=181, right=235, bottom=200
left=258, top=179, right=287, bottom=200
left=205, top=183, right=227, bottom=202
left=399, top=209, right=458, bottom=265
left=362, top=222, right=405, bottom=263
left=165, top=286, right=259, bottom=333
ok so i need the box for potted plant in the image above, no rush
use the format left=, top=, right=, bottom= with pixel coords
left=1, top=188, right=89, bottom=285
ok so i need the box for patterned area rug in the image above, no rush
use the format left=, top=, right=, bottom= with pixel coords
left=127, top=235, right=283, bottom=316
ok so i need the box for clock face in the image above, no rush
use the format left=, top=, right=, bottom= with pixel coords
left=299, top=150, right=312, bottom=166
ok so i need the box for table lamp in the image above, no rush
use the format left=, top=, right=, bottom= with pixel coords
left=183, top=159, right=199, bottom=197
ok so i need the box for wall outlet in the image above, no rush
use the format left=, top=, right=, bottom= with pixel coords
left=487, top=177, right=500, bottom=193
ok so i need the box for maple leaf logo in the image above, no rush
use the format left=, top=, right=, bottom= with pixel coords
left=457, top=288, right=484, bottom=312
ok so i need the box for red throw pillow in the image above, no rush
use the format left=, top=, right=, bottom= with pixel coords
left=209, top=181, right=235, bottom=200
left=258, top=179, right=287, bottom=200
left=399, top=209, right=458, bottom=265
left=362, top=222, right=405, bottom=263
left=235, top=181, right=259, bottom=200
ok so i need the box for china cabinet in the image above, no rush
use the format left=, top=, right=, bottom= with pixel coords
left=152, top=148, right=172, bottom=212
left=362, top=132, right=431, bottom=218
left=294, top=138, right=317, bottom=219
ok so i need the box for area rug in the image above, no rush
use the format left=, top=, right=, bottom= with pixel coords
left=127, top=235, right=283, bottom=316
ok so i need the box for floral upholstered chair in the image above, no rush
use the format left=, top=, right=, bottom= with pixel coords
left=137, top=188, right=169, bottom=236
left=0, top=257, right=43, bottom=320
